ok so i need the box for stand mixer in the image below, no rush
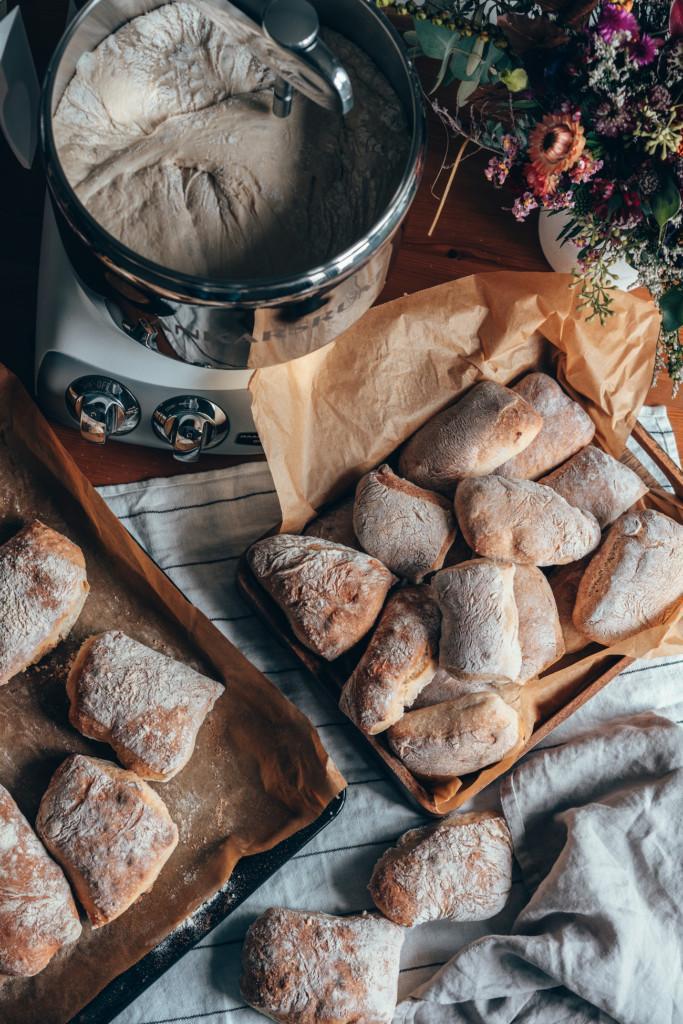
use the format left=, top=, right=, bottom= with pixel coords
left=2, top=0, right=426, bottom=461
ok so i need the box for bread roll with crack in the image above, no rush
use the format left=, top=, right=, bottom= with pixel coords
left=247, top=535, right=395, bottom=660
left=549, top=559, right=592, bottom=654
left=36, top=754, right=178, bottom=928
left=573, top=510, right=683, bottom=644
left=496, top=372, right=595, bottom=479
left=0, top=520, right=89, bottom=686
left=368, top=811, right=513, bottom=926
left=514, top=564, right=564, bottom=680
left=432, top=560, right=521, bottom=682
left=398, top=380, right=542, bottom=494
left=240, top=907, right=404, bottom=1024
left=387, top=692, right=521, bottom=781
left=455, top=475, right=602, bottom=565
left=339, top=587, right=440, bottom=734
left=304, top=497, right=359, bottom=550
left=0, top=784, right=81, bottom=976
left=353, top=464, right=456, bottom=582
left=539, top=445, right=648, bottom=528
left=67, top=631, right=223, bottom=781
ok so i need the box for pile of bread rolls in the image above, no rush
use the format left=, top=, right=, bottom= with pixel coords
left=0, top=521, right=223, bottom=977
left=240, top=809, right=513, bottom=1023
left=248, top=373, right=683, bottom=785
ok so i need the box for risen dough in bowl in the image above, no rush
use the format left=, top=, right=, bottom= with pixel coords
left=53, top=2, right=410, bottom=279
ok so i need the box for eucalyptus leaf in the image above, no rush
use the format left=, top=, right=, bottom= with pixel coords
left=431, top=33, right=461, bottom=93
left=660, top=286, right=683, bottom=333
left=457, top=74, right=481, bottom=106
left=652, top=173, right=682, bottom=230
left=466, top=35, right=485, bottom=77
left=413, top=18, right=458, bottom=59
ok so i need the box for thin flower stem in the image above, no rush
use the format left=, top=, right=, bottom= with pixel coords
left=428, top=136, right=470, bottom=236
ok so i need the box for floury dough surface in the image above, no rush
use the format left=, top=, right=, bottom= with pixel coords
left=53, top=2, right=410, bottom=278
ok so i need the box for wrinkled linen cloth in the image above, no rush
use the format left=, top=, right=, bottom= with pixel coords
left=97, top=406, right=682, bottom=1024
left=395, top=712, right=683, bottom=1024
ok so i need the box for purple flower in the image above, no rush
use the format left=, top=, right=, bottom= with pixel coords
left=511, top=192, right=538, bottom=222
left=629, top=33, right=663, bottom=66
left=597, top=3, right=638, bottom=42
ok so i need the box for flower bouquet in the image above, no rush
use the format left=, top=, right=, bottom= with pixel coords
left=381, top=0, right=683, bottom=385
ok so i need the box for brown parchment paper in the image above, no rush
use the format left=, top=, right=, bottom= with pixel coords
left=249, top=270, right=682, bottom=814
left=250, top=271, right=663, bottom=530
left=0, top=366, right=345, bottom=1024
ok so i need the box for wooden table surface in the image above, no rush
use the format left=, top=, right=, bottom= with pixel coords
left=1, top=3, right=681, bottom=485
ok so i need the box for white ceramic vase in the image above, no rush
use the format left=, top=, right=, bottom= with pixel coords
left=538, top=209, right=639, bottom=291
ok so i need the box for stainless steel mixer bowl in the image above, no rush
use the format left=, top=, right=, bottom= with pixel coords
left=40, top=0, right=426, bottom=369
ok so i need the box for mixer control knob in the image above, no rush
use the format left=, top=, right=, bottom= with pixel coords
left=152, top=397, right=229, bottom=463
left=66, top=376, right=140, bottom=445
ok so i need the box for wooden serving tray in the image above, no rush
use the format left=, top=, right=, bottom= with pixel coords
left=238, top=419, right=683, bottom=817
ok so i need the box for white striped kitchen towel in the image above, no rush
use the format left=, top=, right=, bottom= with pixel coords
left=100, top=406, right=682, bottom=1024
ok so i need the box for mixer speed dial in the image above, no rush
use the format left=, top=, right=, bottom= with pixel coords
left=66, top=376, right=141, bottom=444
left=152, top=396, right=229, bottom=463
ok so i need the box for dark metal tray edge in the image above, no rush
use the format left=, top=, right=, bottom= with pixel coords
left=70, top=791, right=345, bottom=1024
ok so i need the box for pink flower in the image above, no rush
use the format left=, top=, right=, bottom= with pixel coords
left=512, top=192, right=539, bottom=221
left=671, top=0, right=683, bottom=38
left=629, top=32, right=663, bottom=66
left=597, top=2, right=638, bottom=41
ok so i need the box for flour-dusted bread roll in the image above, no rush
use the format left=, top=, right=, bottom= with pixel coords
left=456, top=476, right=602, bottom=566
left=240, top=907, right=404, bottom=1024
left=573, top=510, right=683, bottom=644
left=514, top=565, right=564, bottom=681
left=0, top=520, right=89, bottom=686
left=387, top=692, right=521, bottom=782
left=304, top=496, right=360, bottom=550
left=539, top=445, right=648, bottom=528
left=0, top=784, right=81, bottom=977
left=398, top=381, right=543, bottom=494
left=412, top=668, right=499, bottom=708
left=368, top=811, right=513, bottom=927
left=247, top=535, right=395, bottom=660
left=67, top=631, right=223, bottom=781
left=36, top=755, right=178, bottom=928
left=339, top=587, right=440, bottom=735
left=496, top=373, right=595, bottom=479
left=549, top=559, right=592, bottom=654
left=432, top=560, right=521, bottom=682
left=353, top=464, right=457, bottom=582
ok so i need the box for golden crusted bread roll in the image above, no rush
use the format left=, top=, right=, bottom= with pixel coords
left=67, top=631, right=223, bottom=781
left=0, top=784, right=81, bottom=977
left=247, top=535, right=395, bottom=660
left=496, top=373, right=595, bottom=479
left=416, top=567, right=562, bottom=696
left=387, top=692, right=521, bottom=782
left=339, top=587, right=440, bottom=735
left=539, top=445, right=648, bottom=528
left=353, top=464, right=456, bottom=582
left=303, top=496, right=360, bottom=550
left=368, top=811, right=513, bottom=926
left=432, top=560, right=521, bottom=682
left=549, top=559, right=592, bottom=654
left=0, top=520, right=89, bottom=686
left=455, top=475, right=602, bottom=566
left=573, top=510, right=683, bottom=644
left=514, top=565, right=564, bottom=681
left=240, top=907, right=404, bottom=1024
left=412, top=668, right=500, bottom=708
left=398, top=380, right=542, bottom=494
left=36, top=755, right=178, bottom=928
